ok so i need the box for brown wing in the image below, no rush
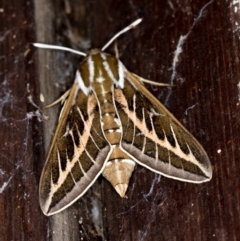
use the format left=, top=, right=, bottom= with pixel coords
left=39, top=82, right=110, bottom=216
left=114, top=71, right=212, bottom=183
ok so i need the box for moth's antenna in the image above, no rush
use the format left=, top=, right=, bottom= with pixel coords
left=33, top=19, right=142, bottom=55
left=33, top=43, right=86, bottom=56
left=102, top=18, right=142, bottom=51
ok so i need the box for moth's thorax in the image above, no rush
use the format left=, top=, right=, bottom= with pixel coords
left=77, top=49, right=124, bottom=96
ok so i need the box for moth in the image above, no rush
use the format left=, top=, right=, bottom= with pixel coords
left=34, top=19, right=212, bottom=216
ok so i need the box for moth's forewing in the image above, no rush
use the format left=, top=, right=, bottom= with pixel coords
left=116, top=71, right=212, bottom=183
left=39, top=82, right=110, bottom=216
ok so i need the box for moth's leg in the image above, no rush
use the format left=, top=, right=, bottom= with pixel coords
left=42, top=89, right=70, bottom=109
left=132, top=73, right=174, bottom=87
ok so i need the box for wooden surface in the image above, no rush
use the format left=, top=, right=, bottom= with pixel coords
left=0, top=0, right=240, bottom=240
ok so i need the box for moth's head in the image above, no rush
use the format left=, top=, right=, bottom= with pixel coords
left=86, top=48, right=102, bottom=56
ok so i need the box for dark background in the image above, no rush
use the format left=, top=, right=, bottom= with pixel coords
left=0, top=0, right=239, bottom=240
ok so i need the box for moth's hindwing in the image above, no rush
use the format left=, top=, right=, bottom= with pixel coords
left=39, top=82, right=110, bottom=215
left=116, top=71, right=212, bottom=183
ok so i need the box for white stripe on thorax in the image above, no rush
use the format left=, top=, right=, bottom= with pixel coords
left=88, top=56, right=94, bottom=83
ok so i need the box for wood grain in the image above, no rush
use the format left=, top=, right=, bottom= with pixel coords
left=0, top=0, right=240, bottom=240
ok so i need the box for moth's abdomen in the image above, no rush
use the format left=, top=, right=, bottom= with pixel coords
left=98, top=93, right=122, bottom=145
left=97, top=92, right=135, bottom=197
left=102, top=146, right=135, bottom=197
